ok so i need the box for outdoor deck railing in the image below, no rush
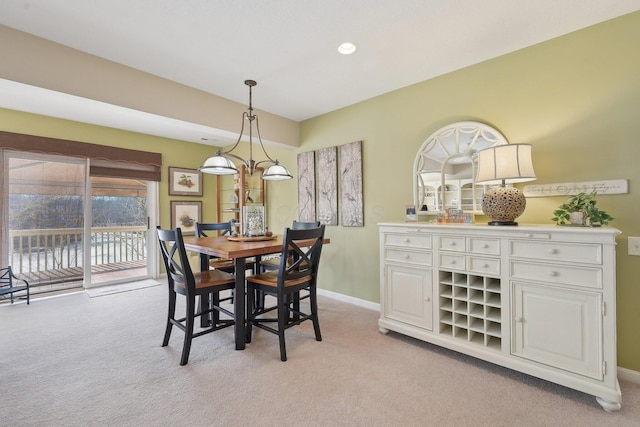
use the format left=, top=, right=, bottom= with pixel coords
left=9, top=226, right=147, bottom=281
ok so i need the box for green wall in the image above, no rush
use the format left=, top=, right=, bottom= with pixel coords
left=299, top=12, right=640, bottom=371
left=1, top=12, right=638, bottom=371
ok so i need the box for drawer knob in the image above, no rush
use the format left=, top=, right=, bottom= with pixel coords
left=450, top=242, right=456, bottom=246
left=450, top=260, right=456, bottom=264
left=425, top=297, right=431, bottom=302
left=404, top=238, right=410, bottom=243
left=483, top=244, right=489, bottom=249
left=515, top=317, right=523, bottom=323
left=483, top=264, right=489, bottom=268
left=404, top=254, right=410, bottom=259
left=547, top=248, right=558, bottom=254
left=548, top=271, right=559, bottom=277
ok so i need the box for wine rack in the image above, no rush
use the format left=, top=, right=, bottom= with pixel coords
left=438, top=271, right=501, bottom=350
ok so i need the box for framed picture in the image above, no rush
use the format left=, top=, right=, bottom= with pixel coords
left=317, top=146, right=338, bottom=225
left=168, top=167, right=203, bottom=196
left=297, top=151, right=316, bottom=222
left=340, top=140, right=363, bottom=227
left=170, top=201, right=202, bottom=235
left=406, top=205, right=417, bottom=221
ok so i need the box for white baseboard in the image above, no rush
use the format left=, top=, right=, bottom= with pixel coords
left=618, top=367, right=640, bottom=385
left=318, top=288, right=380, bottom=311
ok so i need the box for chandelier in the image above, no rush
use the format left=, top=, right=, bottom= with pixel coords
left=199, top=79, right=292, bottom=180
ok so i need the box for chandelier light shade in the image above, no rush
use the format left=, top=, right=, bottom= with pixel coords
left=475, top=143, right=536, bottom=226
left=199, top=80, right=292, bottom=180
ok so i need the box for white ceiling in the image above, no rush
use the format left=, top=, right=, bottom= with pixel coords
left=0, top=0, right=638, bottom=144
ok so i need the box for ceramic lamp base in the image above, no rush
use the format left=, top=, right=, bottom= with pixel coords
left=482, top=186, right=526, bottom=226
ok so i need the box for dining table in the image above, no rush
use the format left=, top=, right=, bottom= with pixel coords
left=182, top=233, right=329, bottom=350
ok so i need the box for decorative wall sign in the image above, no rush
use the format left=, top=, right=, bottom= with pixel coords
left=297, top=151, right=316, bottom=222
left=340, top=140, right=364, bottom=227
left=523, top=180, right=628, bottom=197
left=317, top=146, right=338, bottom=225
left=168, top=167, right=203, bottom=196
left=170, top=201, right=202, bottom=235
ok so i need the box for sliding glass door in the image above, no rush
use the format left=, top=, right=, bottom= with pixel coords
left=88, top=175, right=150, bottom=286
left=2, top=151, right=152, bottom=293
left=3, top=152, right=87, bottom=289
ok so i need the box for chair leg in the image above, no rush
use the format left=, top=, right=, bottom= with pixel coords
left=277, top=293, right=287, bottom=362
left=310, top=287, right=322, bottom=342
left=210, top=292, right=220, bottom=325
left=246, top=286, right=255, bottom=344
left=163, top=290, right=176, bottom=347
left=181, top=295, right=196, bottom=366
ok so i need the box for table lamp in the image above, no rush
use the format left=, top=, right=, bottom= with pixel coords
left=475, top=144, right=536, bottom=226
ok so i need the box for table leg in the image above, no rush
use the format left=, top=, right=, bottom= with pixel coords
left=200, top=253, right=211, bottom=327
left=234, top=257, right=246, bottom=350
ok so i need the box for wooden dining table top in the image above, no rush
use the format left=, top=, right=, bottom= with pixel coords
left=182, top=234, right=330, bottom=259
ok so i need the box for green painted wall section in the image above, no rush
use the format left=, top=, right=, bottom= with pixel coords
left=300, top=12, right=640, bottom=371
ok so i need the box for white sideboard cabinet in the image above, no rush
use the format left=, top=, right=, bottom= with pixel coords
left=378, top=223, right=622, bottom=411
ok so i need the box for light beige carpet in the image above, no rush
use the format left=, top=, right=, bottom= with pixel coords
left=1, top=285, right=639, bottom=426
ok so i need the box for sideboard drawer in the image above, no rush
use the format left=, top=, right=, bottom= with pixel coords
left=510, top=261, right=602, bottom=289
left=509, top=240, right=602, bottom=265
left=385, top=233, right=432, bottom=249
left=468, top=256, right=500, bottom=276
left=468, top=237, right=501, bottom=256
left=439, top=254, right=465, bottom=270
left=385, top=249, right=432, bottom=266
left=438, top=236, right=466, bottom=252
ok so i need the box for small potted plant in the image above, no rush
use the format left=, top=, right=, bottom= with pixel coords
left=551, top=191, right=614, bottom=226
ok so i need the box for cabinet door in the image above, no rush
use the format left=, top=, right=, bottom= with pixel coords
left=385, top=264, right=433, bottom=330
left=511, top=282, right=602, bottom=379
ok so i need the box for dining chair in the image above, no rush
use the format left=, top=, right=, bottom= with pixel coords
left=0, top=266, right=30, bottom=304
left=156, top=226, right=235, bottom=366
left=258, top=221, right=321, bottom=272
left=195, top=221, right=235, bottom=273
left=246, top=224, right=325, bottom=361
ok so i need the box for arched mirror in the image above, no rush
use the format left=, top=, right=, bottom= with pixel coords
left=413, top=121, right=508, bottom=214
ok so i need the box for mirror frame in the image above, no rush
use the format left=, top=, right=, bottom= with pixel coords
left=413, top=121, right=508, bottom=213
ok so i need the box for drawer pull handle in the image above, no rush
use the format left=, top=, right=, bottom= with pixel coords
left=483, top=244, right=489, bottom=249
left=547, top=248, right=558, bottom=254
left=450, top=242, right=456, bottom=246
left=404, top=254, right=410, bottom=259
left=483, top=264, right=489, bottom=268
left=515, top=317, right=523, bottom=323
left=425, top=297, right=431, bottom=302
left=404, top=238, right=410, bottom=243
left=549, top=271, right=559, bottom=277
left=450, top=260, right=456, bottom=264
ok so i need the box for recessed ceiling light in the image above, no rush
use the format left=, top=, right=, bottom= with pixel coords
left=338, top=42, right=357, bottom=55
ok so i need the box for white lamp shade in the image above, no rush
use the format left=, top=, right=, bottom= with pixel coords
left=262, top=163, right=293, bottom=181
left=199, top=155, right=239, bottom=175
left=475, top=143, right=536, bottom=185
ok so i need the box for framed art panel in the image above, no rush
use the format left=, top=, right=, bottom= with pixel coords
left=170, top=201, right=202, bottom=235
left=168, top=167, right=203, bottom=196
left=340, top=140, right=364, bottom=227
left=317, top=146, right=338, bottom=225
left=297, top=151, right=316, bottom=222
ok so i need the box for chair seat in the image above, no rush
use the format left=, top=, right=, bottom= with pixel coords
left=197, top=269, right=234, bottom=284
left=247, top=270, right=312, bottom=288
left=208, top=258, right=235, bottom=270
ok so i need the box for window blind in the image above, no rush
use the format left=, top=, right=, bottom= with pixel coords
left=0, top=130, right=161, bottom=181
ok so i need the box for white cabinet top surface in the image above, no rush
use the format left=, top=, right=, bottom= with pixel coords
left=379, top=222, right=620, bottom=241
